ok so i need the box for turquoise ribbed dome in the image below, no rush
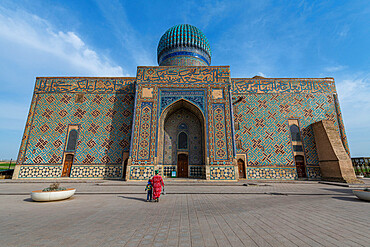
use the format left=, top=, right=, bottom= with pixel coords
left=157, top=24, right=211, bottom=66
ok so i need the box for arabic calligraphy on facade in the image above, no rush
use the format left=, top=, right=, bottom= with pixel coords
left=137, top=67, right=230, bottom=84
left=232, top=79, right=336, bottom=94
left=35, top=78, right=135, bottom=93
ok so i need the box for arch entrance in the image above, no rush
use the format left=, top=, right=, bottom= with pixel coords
left=158, top=100, right=206, bottom=178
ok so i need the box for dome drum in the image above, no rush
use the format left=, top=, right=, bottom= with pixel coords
left=158, top=46, right=211, bottom=66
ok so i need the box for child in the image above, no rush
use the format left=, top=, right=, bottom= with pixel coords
left=145, top=179, right=153, bottom=202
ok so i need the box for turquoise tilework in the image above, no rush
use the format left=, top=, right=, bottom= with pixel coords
left=234, top=93, right=338, bottom=167
left=212, top=104, right=228, bottom=160
left=247, top=167, right=297, bottom=180
left=23, top=93, right=134, bottom=165
left=129, top=166, right=154, bottom=180
left=137, top=102, right=153, bottom=160
left=306, top=166, right=321, bottom=179
left=210, top=166, right=235, bottom=180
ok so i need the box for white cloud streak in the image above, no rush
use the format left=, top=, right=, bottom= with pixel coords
left=336, top=75, right=370, bottom=156
left=0, top=6, right=124, bottom=76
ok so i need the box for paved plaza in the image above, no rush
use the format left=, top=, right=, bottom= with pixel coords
left=1, top=180, right=369, bottom=247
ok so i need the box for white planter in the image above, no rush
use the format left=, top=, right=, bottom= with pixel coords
left=31, top=188, right=76, bottom=202
left=353, top=190, right=370, bottom=202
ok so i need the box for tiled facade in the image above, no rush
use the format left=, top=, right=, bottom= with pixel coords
left=14, top=25, right=350, bottom=181
left=14, top=72, right=349, bottom=181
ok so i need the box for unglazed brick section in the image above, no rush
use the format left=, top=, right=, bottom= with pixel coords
left=234, top=93, right=339, bottom=167
left=24, top=93, right=134, bottom=165
left=333, top=94, right=350, bottom=156
left=136, top=66, right=230, bottom=84
left=35, top=77, right=135, bottom=94
left=232, top=78, right=336, bottom=94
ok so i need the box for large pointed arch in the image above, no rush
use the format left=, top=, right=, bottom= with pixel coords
left=157, top=99, right=207, bottom=173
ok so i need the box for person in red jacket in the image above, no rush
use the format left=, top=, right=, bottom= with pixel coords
left=151, top=170, right=164, bottom=202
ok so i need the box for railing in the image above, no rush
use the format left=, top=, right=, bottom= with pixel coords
left=352, top=157, right=370, bottom=177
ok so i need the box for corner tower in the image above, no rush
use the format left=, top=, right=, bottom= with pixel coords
left=157, top=24, right=212, bottom=66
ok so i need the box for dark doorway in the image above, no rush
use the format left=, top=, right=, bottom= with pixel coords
left=295, top=155, right=307, bottom=178
left=238, top=158, right=246, bottom=179
left=177, top=154, right=188, bottom=178
left=62, top=154, right=74, bottom=177
left=123, top=158, right=128, bottom=180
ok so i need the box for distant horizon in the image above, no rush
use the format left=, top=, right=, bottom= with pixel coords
left=0, top=0, right=369, bottom=159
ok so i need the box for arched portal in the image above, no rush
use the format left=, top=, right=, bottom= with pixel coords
left=158, top=99, right=206, bottom=178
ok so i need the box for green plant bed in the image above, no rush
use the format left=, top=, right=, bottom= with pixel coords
left=0, top=163, right=15, bottom=169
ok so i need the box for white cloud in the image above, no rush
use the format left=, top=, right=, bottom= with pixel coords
left=325, top=65, right=347, bottom=72
left=0, top=6, right=125, bottom=76
left=258, top=72, right=267, bottom=77
left=336, top=75, right=370, bottom=156
left=0, top=6, right=128, bottom=159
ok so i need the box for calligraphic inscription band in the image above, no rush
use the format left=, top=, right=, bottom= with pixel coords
left=35, top=78, right=135, bottom=94
left=232, top=79, right=336, bottom=94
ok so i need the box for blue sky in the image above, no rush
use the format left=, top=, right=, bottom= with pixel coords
left=0, top=0, right=369, bottom=159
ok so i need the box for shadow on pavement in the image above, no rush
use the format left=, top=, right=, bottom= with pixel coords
left=322, top=188, right=354, bottom=194
left=118, top=196, right=147, bottom=202
left=23, top=198, right=34, bottom=202
left=331, top=196, right=368, bottom=203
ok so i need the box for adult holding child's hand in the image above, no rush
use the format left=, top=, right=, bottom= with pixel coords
left=151, top=170, right=164, bottom=202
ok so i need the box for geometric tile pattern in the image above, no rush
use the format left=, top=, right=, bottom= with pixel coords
left=23, top=92, right=134, bottom=165
left=189, top=165, right=205, bottom=177
left=306, top=166, right=322, bottom=179
left=16, top=94, right=38, bottom=165
left=163, top=108, right=203, bottom=166
left=210, top=166, right=236, bottom=180
left=70, top=165, right=122, bottom=178
left=163, top=165, right=176, bottom=177
left=18, top=165, right=62, bottom=178
left=247, top=167, right=297, bottom=180
left=129, top=166, right=154, bottom=180
left=212, top=104, right=228, bottom=160
left=233, top=93, right=339, bottom=168
left=17, top=71, right=349, bottom=181
left=137, top=102, right=153, bottom=160
left=130, top=66, right=235, bottom=171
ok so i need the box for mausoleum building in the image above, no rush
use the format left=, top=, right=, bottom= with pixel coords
left=13, top=24, right=356, bottom=182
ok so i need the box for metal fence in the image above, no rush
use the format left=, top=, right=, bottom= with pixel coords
left=352, top=157, right=370, bottom=177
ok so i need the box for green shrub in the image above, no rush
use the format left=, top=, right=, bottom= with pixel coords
left=42, top=182, right=66, bottom=192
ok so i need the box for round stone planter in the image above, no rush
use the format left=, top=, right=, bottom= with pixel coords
left=31, top=188, right=76, bottom=202
left=352, top=190, right=370, bottom=202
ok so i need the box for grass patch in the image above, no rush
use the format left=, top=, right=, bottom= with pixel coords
left=0, top=163, right=15, bottom=169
